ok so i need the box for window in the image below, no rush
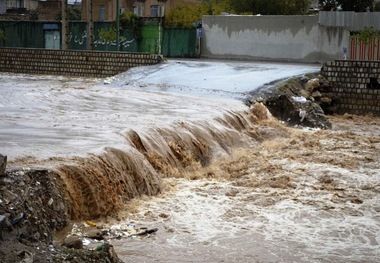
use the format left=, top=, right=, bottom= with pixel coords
left=150, top=5, right=165, bottom=17
left=99, top=5, right=105, bottom=21
left=150, top=5, right=159, bottom=17
left=133, top=5, right=144, bottom=17
left=6, top=0, right=19, bottom=8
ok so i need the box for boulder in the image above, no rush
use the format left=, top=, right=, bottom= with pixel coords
left=305, top=78, right=320, bottom=94
left=62, top=235, right=83, bottom=249
left=83, top=228, right=104, bottom=240
left=311, top=90, right=322, bottom=99
left=263, top=94, right=332, bottom=129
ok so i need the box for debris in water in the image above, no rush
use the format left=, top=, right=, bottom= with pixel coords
left=136, top=228, right=158, bottom=236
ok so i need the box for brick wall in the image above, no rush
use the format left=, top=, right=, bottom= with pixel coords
left=321, top=60, right=380, bottom=116
left=0, top=48, right=162, bottom=78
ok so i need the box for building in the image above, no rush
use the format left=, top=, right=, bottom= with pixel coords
left=82, top=0, right=201, bottom=21
left=0, top=0, right=38, bottom=14
left=36, top=0, right=81, bottom=21
left=0, top=1, right=6, bottom=14
left=133, top=0, right=202, bottom=18
left=37, top=0, right=60, bottom=20
left=0, top=0, right=39, bottom=20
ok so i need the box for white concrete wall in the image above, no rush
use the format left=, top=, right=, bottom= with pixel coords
left=201, top=15, right=350, bottom=63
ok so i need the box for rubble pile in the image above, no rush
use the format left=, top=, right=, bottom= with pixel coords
left=251, top=74, right=337, bottom=129
left=0, top=168, right=125, bottom=263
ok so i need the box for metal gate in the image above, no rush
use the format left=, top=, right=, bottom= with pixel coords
left=45, top=30, right=60, bottom=49
left=350, top=36, right=380, bottom=61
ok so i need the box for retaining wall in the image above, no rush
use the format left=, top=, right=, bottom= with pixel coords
left=0, top=48, right=162, bottom=78
left=321, top=60, right=380, bottom=116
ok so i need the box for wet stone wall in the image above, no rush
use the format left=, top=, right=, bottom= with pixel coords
left=321, top=60, right=380, bottom=116
left=0, top=48, right=162, bottom=78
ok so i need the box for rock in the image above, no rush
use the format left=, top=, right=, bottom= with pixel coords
left=11, top=213, right=25, bottom=226
left=0, top=154, right=6, bottom=175
left=62, top=235, right=83, bottom=249
left=299, top=89, right=310, bottom=99
left=318, top=84, right=332, bottom=92
left=95, top=242, right=120, bottom=263
left=305, top=78, right=320, bottom=94
left=318, top=74, right=329, bottom=86
left=16, top=250, right=34, bottom=263
left=320, top=96, right=333, bottom=104
left=83, top=228, right=104, bottom=240
left=104, top=243, right=120, bottom=263
left=311, top=90, right=322, bottom=99
left=263, top=94, right=332, bottom=129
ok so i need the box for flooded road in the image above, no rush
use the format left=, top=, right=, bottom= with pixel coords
left=1, top=60, right=379, bottom=262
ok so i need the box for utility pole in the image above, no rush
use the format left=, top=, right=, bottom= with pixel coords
left=61, top=0, right=68, bottom=50
left=116, top=0, right=120, bottom=51
left=86, top=0, right=94, bottom=50
left=157, top=0, right=167, bottom=55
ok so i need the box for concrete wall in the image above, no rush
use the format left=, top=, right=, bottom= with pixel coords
left=321, top=60, right=380, bottom=116
left=319, top=11, right=380, bottom=31
left=0, top=48, right=162, bottom=78
left=201, top=15, right=350, bottom=63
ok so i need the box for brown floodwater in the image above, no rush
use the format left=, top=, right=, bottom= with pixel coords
left=105, top=114, right=380, bottom=263
left=1, top=61, right=378, bottom=262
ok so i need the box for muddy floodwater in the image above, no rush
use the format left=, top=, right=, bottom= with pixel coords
left=109, top=115, right=380, bottom=263
left=1, top=60, right=379, bottom=262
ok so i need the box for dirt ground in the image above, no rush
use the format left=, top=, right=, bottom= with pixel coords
left=0, top=168, right=122, bottom=262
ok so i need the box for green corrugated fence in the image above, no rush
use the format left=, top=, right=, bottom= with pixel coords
left=0, top=20, right=198, bottom=57
left=163, top=28, right=198, bottom=58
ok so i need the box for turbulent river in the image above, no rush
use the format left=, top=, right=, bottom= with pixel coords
left=1, top=60, right=379, bottom=262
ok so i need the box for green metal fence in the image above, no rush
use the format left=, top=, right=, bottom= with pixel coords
left=0, top=21, right=45, bottom=48
left=163, top=28, right=198, bottom=58
left=0, top=20, right=198, bottom=57
left=68, top=22, right=138, bottom=52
